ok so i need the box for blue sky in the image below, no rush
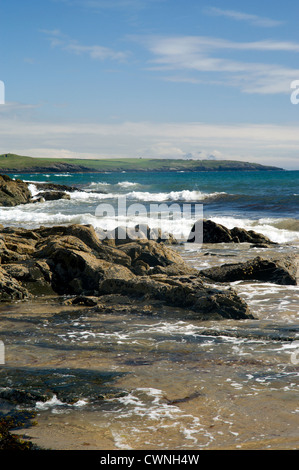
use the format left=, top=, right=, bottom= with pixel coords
left=1, top=0, right=299, bottom=168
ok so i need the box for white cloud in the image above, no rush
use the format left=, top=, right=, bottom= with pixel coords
left=65, top=43, right=128, bottom=62
left=141, top=35, right=299, bottom=94
left=206, top=7, right=284, bottom=28
left=41, top=29, right=129, bottom=62
left=0, top=102, right=43, bottom=118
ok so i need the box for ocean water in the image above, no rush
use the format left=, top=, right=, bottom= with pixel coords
left=3, top=169, right=299, bottom=244
left=0, top=169, right=299, bottom=450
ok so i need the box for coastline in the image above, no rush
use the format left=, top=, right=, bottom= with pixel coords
left=0, top=154, right=284, bottom=174
left=1, top=239, right=298, bottom=451
left=0, top=173, right=298, bottom=451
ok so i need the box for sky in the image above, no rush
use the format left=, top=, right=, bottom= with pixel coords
left=1, top=0, right=299, bottom=169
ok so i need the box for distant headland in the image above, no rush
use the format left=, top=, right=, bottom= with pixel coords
left=0, top=153, right=284, bottom=173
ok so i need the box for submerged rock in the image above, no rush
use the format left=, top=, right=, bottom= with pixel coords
left=33, top=181, right=81, bottom=193
left=99, top=274, right=253, bottom=320
left=35, top=190, right=71, bottom=201
left=0, top=367, right=124, bottom=406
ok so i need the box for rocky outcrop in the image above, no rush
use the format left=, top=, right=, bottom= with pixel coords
left=200, top=255, right=298, bottom=285
left=0, top=265, right=31, bottom=301
left=116, top=239, right=184, bottom=267
left=34, top=190, right=71, bottom=201
left=0, top=223, right=254, bottom=320
left=32, top=181, right=84, bottom=202
left=98, top=274, right=252, bottom=320
left=33, top=182, right=81, bottom=193
left=0, top=174, right=77, bottom=207
left=0, top=174, right=32, bottom=207
left=188, top=219, right=275, bottom=246
left=97, top=224, right=178, bottom=246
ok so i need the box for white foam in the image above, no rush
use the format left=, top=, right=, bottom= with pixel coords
left=35, top=394, right=65, bottom=410
left=117, top=181, right=139, bottom=188
left=85, top=181, right=111, bottom=191
left=125, top=190, right=225, bottom=202
left=28, top=183, right=39, bottom=197
left=54, top=173, right=72, bottom=177
left=69, top=190, right=119, bottom=200
left=35, top=394, right=88, bottom=411
left=0, top=206, right=102, bottom=229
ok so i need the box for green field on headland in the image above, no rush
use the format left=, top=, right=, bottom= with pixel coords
left=0, top=153, right=283, bottom=173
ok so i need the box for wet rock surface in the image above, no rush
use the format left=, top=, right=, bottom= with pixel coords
left=35, top=190, right=71, bottom=201
left=200, top=255, right=298, bottom=286
left=0, top=221, right=296, bottom=320
left=188, top=219, right=276, bottom=246
left=0, top=223, right=255, bottom=320
left=0, top=174, right=77, bottom=206
left=0, top=174, right=32, bottom=207
left=0, top=368, right=124, bottom=406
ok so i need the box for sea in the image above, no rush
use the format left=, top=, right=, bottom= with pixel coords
left=0, top=169, right=298, bottom=450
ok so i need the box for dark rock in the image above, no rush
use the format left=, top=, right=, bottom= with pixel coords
left=188, top=219, right=275, bottom=245
left=35, top=191, right=71, bottom=201
left=64, top=296, right=99, bottom=306
left=0, top=174, right=31, bottom=207
left=0, top=223, right=254, bottom=320
left=230, top=226, right=275, bottom=245
left=200, top=255, right=298, bottom=285
left=99, top=224, right=178, bottom=246
left=35, top=224, right=131, bottom=266
left=0, top=410, right=38, bottom=450
left=116, top=239, right=185, bottom=267
left=33, top=182, right=81, bottom=193
left=131, top=259, right=151, bottom=275
left=39, top=244, right=134, bottom=295
left=0, top=266, right=31, bottom=301
left=0, top=228, right=40, bottom=263
left=32, top=196, right=45, bottom=203
left=0, top=367, right=124, bottom=406
left=98, top=274, right=253, bottom=320
left=3, top=260, right=55, bottom=295
left=151, top=263, right=198, bottom=276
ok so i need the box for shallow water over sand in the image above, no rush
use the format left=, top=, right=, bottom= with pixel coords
left=0, top=243, right=298, bottom=450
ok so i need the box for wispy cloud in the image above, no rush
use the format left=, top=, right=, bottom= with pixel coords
left=41, top=29, right=129, bottom=62
left=140, top=35, right=299, bottom=94
left=0, top=102, right=42, bottom=118
left=206, top=7, right=284, bottom=28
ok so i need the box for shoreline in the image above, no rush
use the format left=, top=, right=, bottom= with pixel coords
left=0, top=154, right=285, bottom=174
left=1, top=168, right=286, bottom=174
left=1, top=238, right=298, bottom=451
left=0, top=173, right=298, bottom=450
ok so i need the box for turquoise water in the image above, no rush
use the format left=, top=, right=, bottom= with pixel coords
left=4, top=169, right=298, bottom=243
